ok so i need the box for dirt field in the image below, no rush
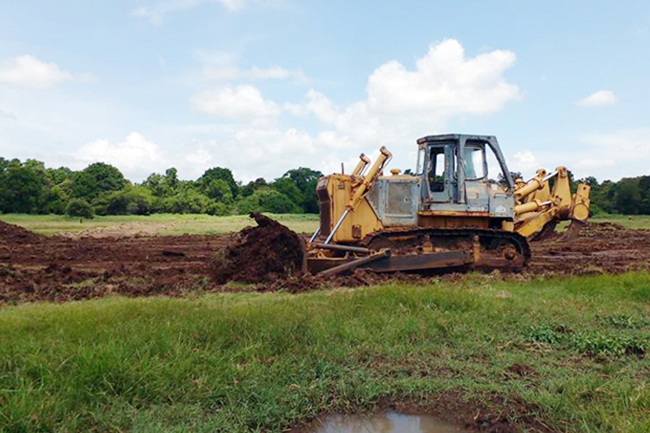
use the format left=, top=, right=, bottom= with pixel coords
left=1, top=219, right=649, bottom=304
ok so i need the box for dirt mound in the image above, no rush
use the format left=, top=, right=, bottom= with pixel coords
left=0, top=220, right=43, bottom=245
left=211, top=213, right=307, bottom=284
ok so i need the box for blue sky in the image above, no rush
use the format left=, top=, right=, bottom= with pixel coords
left=0, top=0, right=649, bottom=183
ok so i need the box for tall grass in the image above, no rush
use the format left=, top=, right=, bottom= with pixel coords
left=1, top=273, right=649, bottom=432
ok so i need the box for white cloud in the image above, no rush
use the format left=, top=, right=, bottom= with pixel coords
left=184, top=39, right=523, bottom=181
left=203, top=65, right=307, bottom=82
left=581, top=129, right=650, bottom=160
left=131, top=0, right=268, bottom=24
left=0, top=107, right=17, bottom=120
left=560, top=129, right=650, bottom=180
left=512, top=150, right=538, bottom=172
left=575, top=90, right=617, bottom=108
left=574, top=158, right=616, bottom=170
left=284, top=89, right=338, bottom=123
left=73, top=133, right=167, bottom=179
left=365, top=39, right=520, bottom=116
left=0, top=55, right=83, bottom=89
left=281, top=39, right=521, bottom=160
left=191, top=84, right=281, bottom=120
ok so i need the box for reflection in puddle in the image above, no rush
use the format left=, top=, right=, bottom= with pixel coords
left=313, top=412, right=469, bottom=433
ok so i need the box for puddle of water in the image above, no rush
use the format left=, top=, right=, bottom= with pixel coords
left=312, top=412, right=470, bottom=433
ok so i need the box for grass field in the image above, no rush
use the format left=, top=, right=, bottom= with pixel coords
left=1, top=213, right=649, bottom=237
left=1, top=273, right=649, bottom=432
left=0, top=213, right=320, bottom=236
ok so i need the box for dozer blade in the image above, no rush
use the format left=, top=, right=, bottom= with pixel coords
left=364, top=251, right=471, bottom=273
left=307, top=250, right=471, bottom=275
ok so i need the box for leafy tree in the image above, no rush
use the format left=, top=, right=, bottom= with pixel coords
left=615, top=178, right=643, bottom=215
left=94, top=186, right=154, bottom=215
left=46, top=179, right=74, bottom=214
left=66, top=198, right=94, bottom=219
left=281, top=167, right=323, bottom=213
left=241, top=178, right=268, bottom=197
left=203, top=179, right=234, bottom=203
left=270, top=178, right=303, bottom=210
left=162, top=189, right=214, bottom=214
left=0, top=159, right=50, bottom=213
left=73, top=163, right=126, bottom=201
left=205, top=201, right=231, bottom=216
left=235, top=188, right=301, bottom=214
left=198, top=167, right=238, bottom=198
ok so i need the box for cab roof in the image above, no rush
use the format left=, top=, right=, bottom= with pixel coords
left=416, top=134, right=497, bottom=145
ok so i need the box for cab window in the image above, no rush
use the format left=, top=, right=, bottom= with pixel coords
left=428, top=147, right=446, bottom=192
left=461, top=145, right=485, bottom=180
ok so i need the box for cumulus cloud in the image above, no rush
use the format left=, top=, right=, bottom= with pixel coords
left=365, top=39, right=520, bottom=116
left=284, top=89, right=338, bottom=123
left=73, top=133, right=167, bottom=179
left=131, top=0, right=268, bottom=24
left=0, top=55, right=90, bottom=89
left=185, top=39, right=523, bottom=180
left=512, top=150, right=539, bottom=172
left=191, top=84, right=281, bottom=120
left=575, top=90, right=617, bottom=108
left=280, top=39, right=521, bottom=161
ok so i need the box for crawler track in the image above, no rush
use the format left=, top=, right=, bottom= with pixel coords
left=363, top=227, right=531, bottom=271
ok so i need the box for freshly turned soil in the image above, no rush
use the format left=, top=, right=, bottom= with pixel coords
left=1, top=219, right=649, bottom=304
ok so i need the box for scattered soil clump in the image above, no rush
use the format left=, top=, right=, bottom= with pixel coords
left=528, top=221, right=650, bottom=275
left=210, top=213, right=306, bottom=284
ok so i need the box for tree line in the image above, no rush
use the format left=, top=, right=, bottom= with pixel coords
left=1, top=157, right=649, bottom=217
left=0, top=157, right=322, bottom=218
left=577, top=176, right=650, bottom=216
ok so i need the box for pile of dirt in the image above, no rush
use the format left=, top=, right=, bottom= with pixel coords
left=211, top=213, right=307, bottom=284
left=0, top=220, right=43, bottom=245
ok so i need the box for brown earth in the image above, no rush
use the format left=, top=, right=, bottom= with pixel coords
left=1, top=219, right=650, bottom=304
left=527, top=221, right=650, bottom=275
left=211, top=212, right=306, bottom=284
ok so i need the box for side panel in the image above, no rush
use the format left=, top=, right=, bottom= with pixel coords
left=322, top=174, right=384, bottom=243
left=366, top=177, right=420, bottom=227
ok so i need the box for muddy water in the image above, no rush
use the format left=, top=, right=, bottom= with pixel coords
left=313, top=412, right=469, bottom=433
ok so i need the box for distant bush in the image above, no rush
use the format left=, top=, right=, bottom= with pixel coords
left=235, top=188, right=301, bottom=214
left=94, top=186, right=154, bottom=215
left=66, top=198, right=94, bottom=219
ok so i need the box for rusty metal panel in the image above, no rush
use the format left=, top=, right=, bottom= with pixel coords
left=386, top=181, right=413, bottom=215
left=367, top=178, right=420, bottom=227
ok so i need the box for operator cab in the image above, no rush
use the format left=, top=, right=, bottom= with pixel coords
left=416, top=134, right=515, bottom=219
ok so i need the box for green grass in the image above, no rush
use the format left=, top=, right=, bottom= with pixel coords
left=1, top=273, right=649, bottom=433
left=2, top=213, right=648, bottom=237
left=0, top=213, right=319, bottom=236
left=592, top=214, right=650, bottom=230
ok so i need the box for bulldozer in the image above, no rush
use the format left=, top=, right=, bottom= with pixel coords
left=299, top=134, right=590, bottom=276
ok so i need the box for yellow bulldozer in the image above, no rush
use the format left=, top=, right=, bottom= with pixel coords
left=300, top=134, right=590, bottom=276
